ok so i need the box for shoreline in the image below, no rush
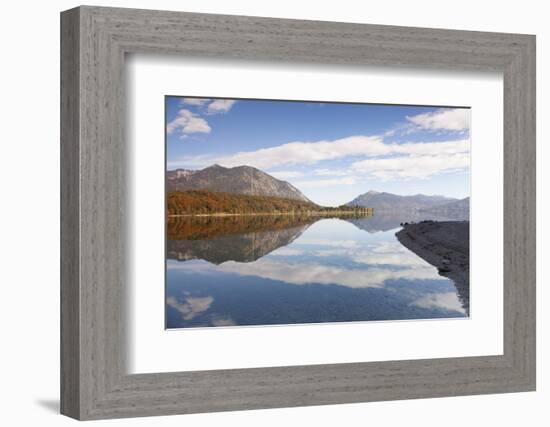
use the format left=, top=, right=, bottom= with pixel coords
left=168, top=210, right=373, bottom=218
left=395, top=220, right=470, bottom=314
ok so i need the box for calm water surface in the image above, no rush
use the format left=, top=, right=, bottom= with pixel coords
left=166, top=214, right=467, bottom=328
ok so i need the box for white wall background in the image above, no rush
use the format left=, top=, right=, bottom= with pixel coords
left=0, top=0, right=546, bottom=425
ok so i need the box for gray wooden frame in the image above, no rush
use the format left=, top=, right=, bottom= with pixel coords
left=60, top=5, right=536, bottom=420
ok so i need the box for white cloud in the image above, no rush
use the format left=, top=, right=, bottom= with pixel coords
left=203, top=136, right=467, bottom=171
left=212, top=135, right=385, bottom=169
left=211, top=317, right=236, bottom=326
left=294, top=177, right=357, bottom=188
left=352, top=152, right=469, bottom=180
left=215, top=258, right=441, bottom=289
left=296, top=238, right=360, bottom=248
left=167, top=153, right=214, bottom=169
left=351, top=242, right=430, bottom=267
left=406, top=108, right=470, bottom=131
left=410, top=292, right=466, bottom=314
left=308, top=240, right=439, bottom=271
left=180, top=97, right=209, bottom=106
left=269, top=170, right=305, bottom=180
left=167, top=239, right=446, bottom=290
left=390, top=139, right=469, bottom=155
left=207, top=99, right=237, bottom=114
left=166, top=295, right=213, bottom=320
left=270, top=247, right=305, bottom=257
left=313, top=168, right=350, bottom=177
left=167, top=109, right=211, bottom=136
left=167, top=135, right=469, bottom=181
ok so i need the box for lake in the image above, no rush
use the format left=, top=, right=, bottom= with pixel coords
left=166, top=214, right=468, bottom=329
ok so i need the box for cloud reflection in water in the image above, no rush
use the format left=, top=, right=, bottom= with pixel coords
left=166, top=217, right=467, bottom=328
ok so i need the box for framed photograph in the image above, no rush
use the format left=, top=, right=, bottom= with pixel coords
left=61, top=6, right=536, bottom=420
left=164, top=97, right=471, bottom=329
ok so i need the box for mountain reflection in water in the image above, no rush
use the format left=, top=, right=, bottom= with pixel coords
left=166, top=214, right=468, bottom=329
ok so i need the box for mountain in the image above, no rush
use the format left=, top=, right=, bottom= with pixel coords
left=167, top=164, right=311, bottom=202
left=344, top=212, right=458, bottom=233
left=346, top=190, right=456, bottom=212
left=419, top=197, right=470, bottom=219
left=167, top=215, right=314, bottom=264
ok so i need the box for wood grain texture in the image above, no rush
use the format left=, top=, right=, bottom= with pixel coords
left=60, top=7, right=80, bottom=419
left=60, top=5, right=536, bottom=420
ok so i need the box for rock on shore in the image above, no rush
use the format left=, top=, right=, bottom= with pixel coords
left=395, top=221, right=470, bottom=314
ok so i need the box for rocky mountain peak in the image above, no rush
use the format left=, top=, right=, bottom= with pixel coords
left=166, top=164, right=312, bottom=203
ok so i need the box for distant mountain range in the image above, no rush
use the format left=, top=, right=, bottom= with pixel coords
left=346, top=190, right=459, bottom=212
left=419, top=197, right=470, bottom=218
left=166, top=165, right=469, bottom=218
left=167, top=164, right=311, bottom=202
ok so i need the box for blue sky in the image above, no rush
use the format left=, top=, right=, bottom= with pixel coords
left=166, top=96, right=470, bottom=207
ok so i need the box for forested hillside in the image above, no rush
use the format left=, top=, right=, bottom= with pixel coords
left=167, top=190, right=373, bottom=216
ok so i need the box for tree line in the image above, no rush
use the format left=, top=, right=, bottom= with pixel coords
left=167, top=190, right=374, bottom=216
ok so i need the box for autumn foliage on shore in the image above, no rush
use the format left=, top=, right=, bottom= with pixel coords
left=167, top=190, right=373, bottom=216
left=166, top=190, right=371, bottom=217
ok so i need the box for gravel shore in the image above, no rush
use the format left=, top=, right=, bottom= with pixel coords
left=395, top=221, right=470, bottom=314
